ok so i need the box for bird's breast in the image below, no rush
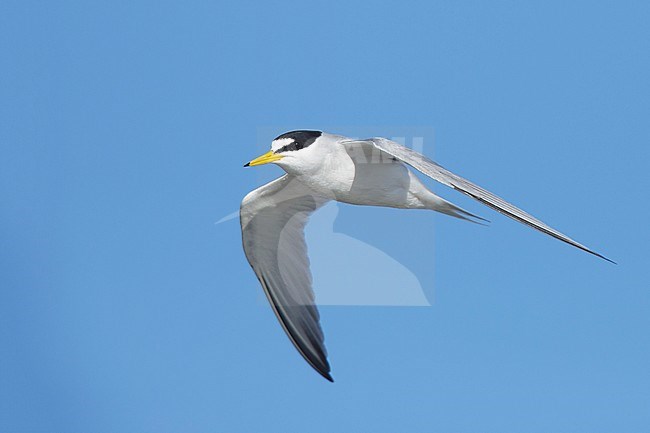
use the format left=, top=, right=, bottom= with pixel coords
left=302, top=152, right=417, bottom=208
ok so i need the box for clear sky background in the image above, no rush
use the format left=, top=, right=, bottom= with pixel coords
left=2, top=1, right=649, bottom=432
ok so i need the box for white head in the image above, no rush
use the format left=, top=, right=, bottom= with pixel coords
left=245, top=130, right=326, bottom=174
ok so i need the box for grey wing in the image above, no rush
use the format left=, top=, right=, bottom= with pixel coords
left=240, top=174, right=334, bottom=381
left=347, top=137, right=612, bottom=263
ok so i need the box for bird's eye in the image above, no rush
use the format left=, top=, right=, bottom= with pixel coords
left=276, top=141, right=301, bottom=153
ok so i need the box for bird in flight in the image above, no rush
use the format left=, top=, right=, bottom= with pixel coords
left=240, top=130, right=612, bottom=382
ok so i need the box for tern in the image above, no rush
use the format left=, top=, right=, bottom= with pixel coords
left=240, top=130, right=612, bottom=381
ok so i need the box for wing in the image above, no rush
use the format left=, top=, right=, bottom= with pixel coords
left=345, top=137, right=613, bottom=263
left=240, top=174, right=334, bottom=381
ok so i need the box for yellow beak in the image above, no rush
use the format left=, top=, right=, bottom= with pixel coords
left=244, top=150, right=284, bottom=167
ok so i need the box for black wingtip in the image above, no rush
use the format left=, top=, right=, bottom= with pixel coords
left=243, top=162, right=250, bottom=167
left=574, top=244, right=615, bottom=264
left=594, top=251, right=617, bottom=265
left=315, top=366, right=334, bottom=382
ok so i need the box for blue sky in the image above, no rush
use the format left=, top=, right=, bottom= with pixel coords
left=2, top=1, right=649, bottom=432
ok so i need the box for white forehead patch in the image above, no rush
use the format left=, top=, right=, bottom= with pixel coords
left=271, top=138, right=294, bottom=152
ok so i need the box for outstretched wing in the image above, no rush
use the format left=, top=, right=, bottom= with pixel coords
left=346, top=137, right=612, bottom=263
left=240, top=174, right=333, bottom=381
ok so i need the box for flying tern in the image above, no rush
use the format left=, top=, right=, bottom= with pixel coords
left=240, top=130, right=612, bottom=381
